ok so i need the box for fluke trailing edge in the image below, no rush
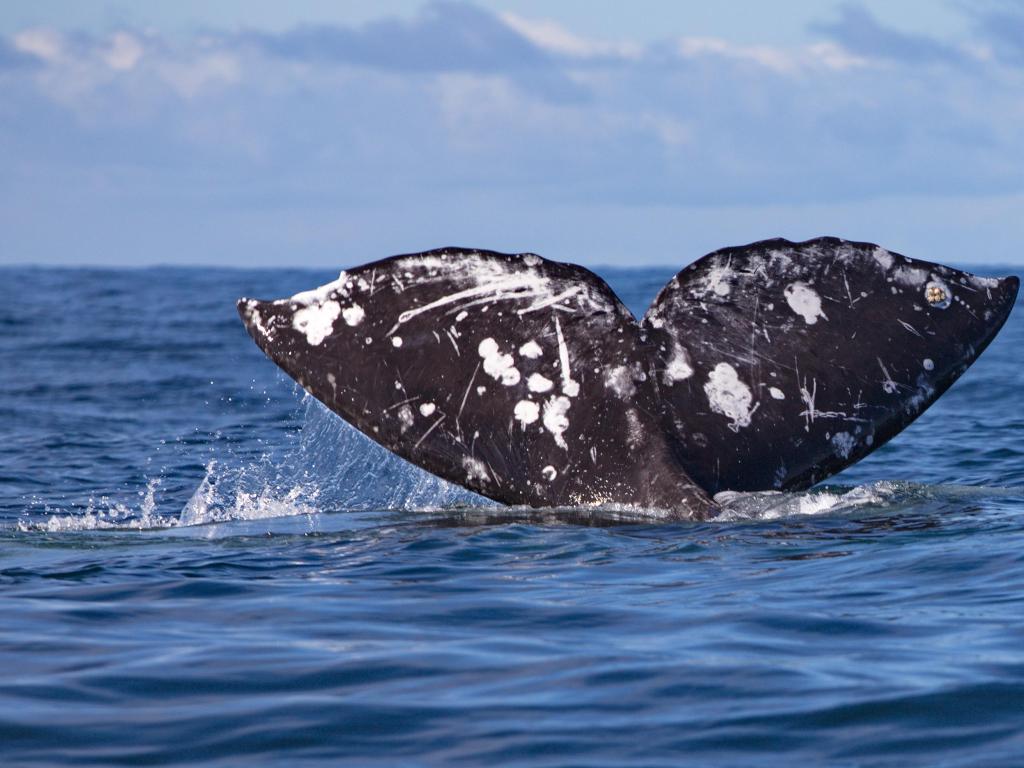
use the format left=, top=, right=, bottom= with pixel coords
left=238, top=238, right=1019, bottom=520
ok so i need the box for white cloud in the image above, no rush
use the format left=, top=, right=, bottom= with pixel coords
left=10, top=28, right=241, bottom=103
left=3, top=3, right=1024, bottom=266
left=676, top=36, right=874, bottom=73
left=157, top=52, right=241, bottom=98
left=676, top=36, right=798, bottom=73
left=103, top=32, right=143, bottom=71
left=806, top=41, right=872, bottom=71
left=13, top=27, right=63, bottom=62
left=499, top=12, right=642, bottom=60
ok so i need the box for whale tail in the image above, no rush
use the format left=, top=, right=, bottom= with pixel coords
left=238, top=240, right=1018, bottom=516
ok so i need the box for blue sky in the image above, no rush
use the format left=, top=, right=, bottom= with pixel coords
left=2, top=1, right=1023, bottom=267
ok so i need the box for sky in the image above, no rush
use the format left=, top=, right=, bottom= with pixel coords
left=1, top=1, right=1023, bottom=268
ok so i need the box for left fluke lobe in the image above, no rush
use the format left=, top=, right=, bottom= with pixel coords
left=238, top=247, right=716, bottom=519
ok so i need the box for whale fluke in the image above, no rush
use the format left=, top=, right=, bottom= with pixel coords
left=644, top=238, right=1019, bottom=494
left=238, top=240, right=1018, bottom=517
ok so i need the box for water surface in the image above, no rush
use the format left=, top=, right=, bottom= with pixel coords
left=2, top=265, right=1023, bottom=766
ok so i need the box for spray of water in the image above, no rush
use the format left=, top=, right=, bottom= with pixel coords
left=27, top=395, right=489, bottom=532
left=22, top=393, right=1021, bottom=534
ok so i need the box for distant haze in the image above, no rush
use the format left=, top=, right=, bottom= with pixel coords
left=2, top=1, right=1023, bottom=268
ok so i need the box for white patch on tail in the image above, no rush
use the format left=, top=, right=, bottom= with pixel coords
left=784, top=283, right=827, bottom=325
left=478, top=338, right=521, bottom=386
left=704, top=362, right=756, bottom=431
left=292, top=301, right=340, bottom=345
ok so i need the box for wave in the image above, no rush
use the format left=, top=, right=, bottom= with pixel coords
left=19, top=396, right=1022, bottom=535
left=23, top=475, right=1020, bottom=536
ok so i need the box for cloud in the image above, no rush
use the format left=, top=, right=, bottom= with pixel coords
left=12, top=27, right=64, bottom=63
left=0, top=38, right=38, bottom=70
left=2, top=2, right=1024, bottom=266
left=675, top=37, right=802, bottom=73
left=243, top=2, right=586, bottom=101
left=498, top=12, right=642, bottom=60
left=974, top=4, right=1024, bottom=65
left=811, top=3, right=963, bottom=64
left=248, top=2, right=550, bottom=73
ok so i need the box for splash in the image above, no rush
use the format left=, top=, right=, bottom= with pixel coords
left=712, top=480, right=1021, bottom=522
left=21, top=392, right=1020, bottom=534
left=713, top=483, right=892, bottom=522
left=29, top=477, right=172, bottom=532
left=25, top=394, right=489, bottom=533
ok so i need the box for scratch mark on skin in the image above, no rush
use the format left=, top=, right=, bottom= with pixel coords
left=455, top=362, right=481, bottom=442
left=385, top=395, right=422, bottom=412
left=797, top=377, right=849, bottom=431
left=434, top=291, right=548, bottom=320
left=852, top=389, right=867, bottom=412
left=413, top=414, right=446, bottom=450
left=960, top=304, right=980, bottom=321
left=445, top=329, right=461, bottom=355
left=703, top=344, right=794, bottom=374
left=394, top=368, right=411, bottom=398
left=387, top=276, right=548, bottom=335
left=517, top=287, right=582, bottom=315
left=897, top=319, right=923, bottom=338
left=485, top=460, right=503, bottom=489
left=553, top=316, right=580, bottom=397
left=842, top=271, right=864, bottom=308
left=748, top=295, right=760, bottom=382
left=877, top=358, right=901, bottom=394
left=369, top=268, right=377, bottom=297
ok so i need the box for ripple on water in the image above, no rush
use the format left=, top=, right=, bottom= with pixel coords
left=2, top=266, right=1023, bottom=766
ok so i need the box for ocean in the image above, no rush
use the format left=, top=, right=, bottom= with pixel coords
left=2, top=264, right=1023, bottom=767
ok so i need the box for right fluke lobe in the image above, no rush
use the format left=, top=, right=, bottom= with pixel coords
left=644, top=237, right=1018, bottom=494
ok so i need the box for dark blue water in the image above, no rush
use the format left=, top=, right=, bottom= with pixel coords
left=2, top=264, right=1023, bottom=767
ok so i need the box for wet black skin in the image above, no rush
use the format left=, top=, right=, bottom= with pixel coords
left=239, top=239, right=1018, bottom=518
left=239, top=248, right=717, bottom=519
left=643, top=238, right=1019, bottom=494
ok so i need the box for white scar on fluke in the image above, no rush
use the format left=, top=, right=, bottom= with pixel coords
left=289, top=271, right=350, bottom=306
left=519, top=340, right=543, bottom=358
left=478, top=337, right=520, bottom=386
left=704, top=362, right=757, bottom=432
left=662, top=342, right=694, bottom=384
left=385, top=262, right=554, bottom=336
left=542, top=396, right=572, bottom=449
left=604, top=365, right=635, bottom=399
left=514, top=399, right=540, bottom=425
left=553, top=316, right=579, bottom=398
left=527, top=373, right=554, bottom=393
left=703, top=260, right=734, bottom=297
left=292, top=301, right=340, bottom=345
left=342, top=304, right=365, bottom=327
left=784, top=282, right=827, bottom=325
